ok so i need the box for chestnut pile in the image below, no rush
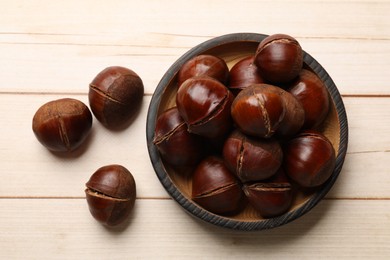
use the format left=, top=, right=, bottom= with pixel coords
left=153, top=34, right=336, bottom=218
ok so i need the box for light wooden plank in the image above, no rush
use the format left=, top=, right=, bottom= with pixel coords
left=1, top=37, right=389, bottom=95
left=0, top=94, right=389, bottom=200
left=0, top=199, right=389, bottom=259
left=0, top=94, right=166, bottom=199
left=0, top=1, right=389, bottom=95
left=1, top=0, right=389, bottom=39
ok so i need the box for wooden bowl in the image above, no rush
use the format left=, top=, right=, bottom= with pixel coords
left=146, top=33, right=348, bottom=231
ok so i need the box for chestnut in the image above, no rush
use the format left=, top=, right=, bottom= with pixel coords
left=223, top=130, right=282, bottom=182
left=243, top=169, right=292, bottom=218
left=231, top=84, right=285, bottom=138
left=276, top=88, right=305, bottom=137
left=85, top=164, right=136, bottom=227
left=254, top=34, right=303, bottom=84
left=283, top=131, right=336, bottom=188
left=89, top=66, right=144, bottom=129
left=177, top=54, right=229, bottom=86
left=176, top=76, right=233, bottom=139
left=192, top=156, right=245, bottom=215
left=153, top=107, right=205, bottom=167
left=228, top=56, right=264, bottom=95
left=32, top=98, right=92, bottom=152
left=288, top=69, right=330, bottom=129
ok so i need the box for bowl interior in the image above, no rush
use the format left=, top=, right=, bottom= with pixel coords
left=147, top=33, right=348, bottom=230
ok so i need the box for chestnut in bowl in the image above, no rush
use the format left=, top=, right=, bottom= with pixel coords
left=176, top=76, right=233, bottom=139
left=146, top=33, right=348, bottom=231
left=177, top=54, right=229, bottom=86
left=228, top=56, right=264, bottom=95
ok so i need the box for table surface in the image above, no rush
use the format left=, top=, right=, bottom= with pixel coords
left=1, top=0, right=389, bottom=259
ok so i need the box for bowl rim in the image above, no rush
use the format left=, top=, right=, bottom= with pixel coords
left=146, top=32, right=349, bottom=231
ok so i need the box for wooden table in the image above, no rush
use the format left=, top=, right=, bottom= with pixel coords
left=1, top=1, right=389, bottom=258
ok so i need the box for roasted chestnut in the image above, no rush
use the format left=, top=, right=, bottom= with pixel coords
left=192, top=156, right=245, bottom=215
left=254, top=34, right=303, bottom=84
left=276, top=88, right=305, bottom=137
left=231, top=84, right=285, bottom=138
left=176, top=76, right=233, bottom=139
left=283, top=131, right=336, bottom=188
left=288, top=69, right=330, bottom=129
left=85, top=164, right=136, bottom=226
left=228, top=56, right=264, bottom=95
left=89, top=66, right=144, bottom=129
left=153, top=107, right=205, bottom=167
left=243, top=169, right=292, bottom=218
left=177, top=54, right=229, bottom=86
left=150, top=33, right=341, bottom=224
left=32, top=98, right=92, bottom=152
left=223, top=130, right=282, bottom=182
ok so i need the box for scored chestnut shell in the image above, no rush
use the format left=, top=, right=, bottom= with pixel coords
left=223, top=130, right=282, bottom=182
left=288, top=69, right=330, bottom=129
left=231, top=84, right=285, bottom=138
left=153, top=107, right=205, bottom=167
left=283, top=131, right=336, bottom=188
left=89, top=66, right=144, bottom=129
left=243, top=169, right=293, bottom=218
left=177, top=54, right=229, bottom=86
left=254, top=34, right=303, bottom=84
left=85, top=165, right=136, bottom=226
left=32, top=98, right=93, bottom=152
left=228, top=56, right=265, bottom=95
left=276, top=89, right=305, bottom=137
left=192, top=156, right=245, bottom=215
left=176, top=76, right=234, bottom=139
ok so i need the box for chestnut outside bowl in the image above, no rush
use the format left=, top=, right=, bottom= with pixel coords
left=146, top=33, right=348, bottom=231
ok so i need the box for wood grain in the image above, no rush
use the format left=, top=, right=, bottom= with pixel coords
left=0, top=95, right=388, bottom=199
left=0, top=0, right=389, bottom=257
left=0, top=1, right=390, bottom=95
left=0, top=199, right=389, bottom=259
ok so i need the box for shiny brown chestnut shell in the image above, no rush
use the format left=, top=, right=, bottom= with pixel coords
left=228, top=56, right=264, bottom=95
left=89, top=66, right=144, bottom=129
left=153, top=107, right=205, bottom=167
left=276, top=89, right=305, bottom=137
left=283, top=131, right=336, bottom=188
left=176, top=77, right=233, bottom=139
left=254, top=34, right=303, bottom=84
left=288, top=69, right=330, bottom=129
left=146, top=33, right=348, bottom=231
left=231, top=84, right=285, bottom=138
left=192, top=156, right=245, bottom=215
left=85, top=164, right=136, bottom=226
left=177, top=54, right=229, bottom=86
left=32, top=98, right=93, bottom=152
left=243, top=169, right=293, bottom=218
left=222, top=130, right=282, bottom=182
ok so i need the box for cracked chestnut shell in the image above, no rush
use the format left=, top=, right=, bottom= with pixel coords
left=231, top=84, right=285, bottom=138
left=243, top=169, right=293, bottom=218
left=288, top=69, right=330, bottom=129
left=177, top=54, right=229, bottom=86
left=89, top=66, right=144, bottom=129
left=228, top=56, right=264, bottom=95
left=153, top=107, right=205, bottom=167
left=254, top=34, right=303, bottom=84
left=283, top=131, right=336, bottom=188
left=192, top=156, right=245, bottom=215
left=223, top=130, right=282, bottom=182
left=176, top=76, right=234, bottom=139
left=32, top=98, right=92, bottom=152
left=85, top=164, right=136, bottom=226
left=276, top=88, right=305, bottom=137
